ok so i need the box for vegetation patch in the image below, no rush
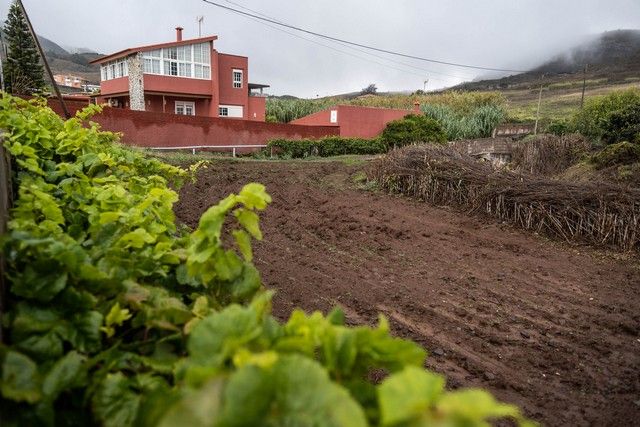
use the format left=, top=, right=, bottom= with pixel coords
left=422, top=104, right=505, bottom=140
left=590, top=141, right=640, bottom=169
left=371, top=144, right=640, bottom=251
left=380, top=114, right=446, bottom=148
left=510, top=134, right=592, bottom=175
left=267, top=136, right=387, bottom=158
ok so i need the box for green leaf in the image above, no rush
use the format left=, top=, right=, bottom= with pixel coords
left=101, top=303, right=132, bottom=338
left=235, top=209, right=262, bottom=240
left=187, top=304, right=262, bottom=369
left=1, top=351, right=42, bottom=403
left=378, top=366, right=445, bottom=426
left=156, top=379, right=224, bottom=427
left=232, top=229, right=252, bottom=261
left=42, top=351, right=87, bottom=399
left=92, top=373, right=141, bottom=427
left=436, top=389, right=525, bottom=425
left=237, top=183, right=272, bottom=210
left=218, top=355, right=367, bottom=427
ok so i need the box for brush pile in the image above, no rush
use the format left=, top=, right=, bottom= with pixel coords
left=370, top=144, right=640, bottom=251
left=510, top=134, right=592, bottom=176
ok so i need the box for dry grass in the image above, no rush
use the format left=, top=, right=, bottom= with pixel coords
left=370, top=144, right=640, bottom=252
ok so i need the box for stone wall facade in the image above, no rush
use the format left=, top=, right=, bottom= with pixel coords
left=127, top=53, right=145, bottom=111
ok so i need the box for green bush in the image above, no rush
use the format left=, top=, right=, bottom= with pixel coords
left=422, top=104, right=505, bottom=140
left=571, top=88, right=640, bottom=142
left=590, top=141, right=640, bottom=169
left=381, top=114, right=447, bottom=147
left=546, top=119, right=572, bottom=136
left=267, top=136, right=387, bottom=158
left=601, top=101, right=640, bottom=145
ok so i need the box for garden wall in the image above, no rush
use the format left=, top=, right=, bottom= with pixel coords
left=47, top=100, right=339, bottom=151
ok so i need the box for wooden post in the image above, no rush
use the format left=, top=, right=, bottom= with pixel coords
left=0, top=139, right=12, bottom=343
left=533, top=76, right=544, bottom=136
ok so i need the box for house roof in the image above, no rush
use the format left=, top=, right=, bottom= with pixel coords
left=89, top=35, right=218, bottom=65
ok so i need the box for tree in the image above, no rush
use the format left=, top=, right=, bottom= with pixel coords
left=360, top=83, right=378, bottom=95
left=2, top=1, right=45, bottom=94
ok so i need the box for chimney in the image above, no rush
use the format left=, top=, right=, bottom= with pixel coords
left=176, top=27, right=184, bottom=42
left=413, top=101, right=421, bottom=113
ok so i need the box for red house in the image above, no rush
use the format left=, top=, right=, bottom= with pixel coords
left=91, top=28, right=269, bottom=121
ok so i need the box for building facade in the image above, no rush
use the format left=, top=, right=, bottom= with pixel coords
left=91, top=28, right=268, bottom=121
left=54, top=74, right=87, bottom=89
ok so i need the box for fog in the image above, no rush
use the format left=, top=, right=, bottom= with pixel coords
left=4, top=0, right=640, bottom=97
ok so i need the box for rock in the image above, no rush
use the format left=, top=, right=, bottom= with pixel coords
left=432, top=348, right=445, bottom=357
left=520, top=330, right=531, bottom=339
left=484, top=372, right=496, bottom=381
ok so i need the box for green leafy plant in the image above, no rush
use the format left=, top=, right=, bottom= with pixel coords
left=267, top=136, right=387, bottom=158
left=571, top=88, right=640, bottom=142
left=381, top=114, right=447, bottom=148
left=0, top=95, right=533, bottom=426
left=422, top=104, right=505, bottom=140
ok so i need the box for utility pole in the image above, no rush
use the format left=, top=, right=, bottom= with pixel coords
left=423, top=78, right=429, bottom=92
left=16, top=0, right=70, bottom=118
left=580, top=64, right=588, bottom=109
left=533, top=74, right=544, bottom=135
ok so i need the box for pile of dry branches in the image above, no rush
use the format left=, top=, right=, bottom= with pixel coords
left=510, top=134, right=592, bottom=176
left=370, top=144, right=640, bottom=252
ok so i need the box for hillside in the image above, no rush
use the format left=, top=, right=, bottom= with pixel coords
left=453, top=29, right=640, bottom=92
left=38, top=35, right=101, bottom=84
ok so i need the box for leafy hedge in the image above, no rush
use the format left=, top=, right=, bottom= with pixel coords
left=0, top=96, right=532, bottom=426
left=267, top=136, right=387, bottom=158
left=571, top=88, right=640, bottom=143
left=381, top=114, right=447, bottom=148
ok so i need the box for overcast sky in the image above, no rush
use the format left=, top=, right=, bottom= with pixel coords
left=5, top=0, right=640, bottom=97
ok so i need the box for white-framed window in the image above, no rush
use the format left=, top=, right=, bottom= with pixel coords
left=330, top=110, right=338, bottom=123
left=100, top=58, right=129, bottom=81
left=175, top=101, right=195, bottom=116
left=218, top=105, right=243, bottom=118
left=233, top=69, right=243, bottom=88
left=142, top=42, right=211, bottom=80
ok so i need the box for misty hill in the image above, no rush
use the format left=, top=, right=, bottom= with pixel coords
left=38, top=35, right=101, bottom=84
left=454, top=29, right=640, bottom=91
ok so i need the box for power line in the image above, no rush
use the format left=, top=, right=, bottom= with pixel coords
left=220, top=0, right=475, bottom=81
left=202, top=0, right=526, bottom=73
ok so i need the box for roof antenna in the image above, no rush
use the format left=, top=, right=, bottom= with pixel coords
left=197, top=16, right=204, bottom=37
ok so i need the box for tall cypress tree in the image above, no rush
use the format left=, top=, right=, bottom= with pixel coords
left=2, top=1, right=45, bottom=94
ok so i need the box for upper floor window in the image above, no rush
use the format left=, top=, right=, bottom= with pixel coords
left=100, top=58, right=128, bottom=81
left=233, top=69, right=243, bottom=88
left=175, top=101, right=195, bottom=116
left=142, top=42, right=211, bottom=80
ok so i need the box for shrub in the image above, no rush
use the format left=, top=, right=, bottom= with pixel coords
left=590, top=141, right=640, bottom=169
left=381, top=114, right=446, bottom=147
left=601, top=101, right=640, bottom=145
left=571, top=88, right=640, bottom=142
left=267, top=136, right=387, bottom=158
left=546, top=119, right=572, bottom=136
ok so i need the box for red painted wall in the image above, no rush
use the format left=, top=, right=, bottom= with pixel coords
left=217, top=53, right=248, bottom=117
left=291, top=105, right=415, bottom=138
left=143, top=74, right=213, bottom=96
left=101, top=77, right=129, bottom=95
left=79, top=107, right=338, bottom=153
left=248, top=96, right=266, bottom=122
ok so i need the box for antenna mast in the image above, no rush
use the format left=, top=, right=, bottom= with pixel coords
left=197, top=16, right=204, bottom=37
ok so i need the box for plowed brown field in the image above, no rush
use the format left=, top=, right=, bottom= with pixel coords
left=176, top=158, right=640, bottom=426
